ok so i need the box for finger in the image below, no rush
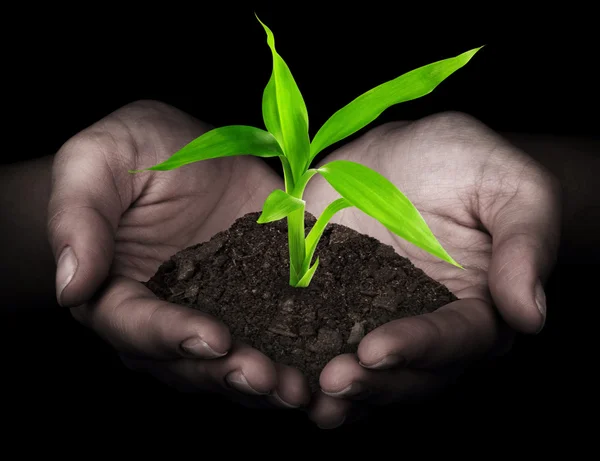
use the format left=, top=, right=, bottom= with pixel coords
left=48, top=132, right=134, bottom=308
left=319, top=353, right=451, bottom=405
left=130, top=341, right=278, bottom=397
left=72, top=275, right=231, bottom=360
left=320, top=353, right=375, bottom=400
left=483, top=165, right=561, bottom=334
left=266, top=363, right=311, bottom=409
left=307, top=390, right=353, bottom=430
left=357, top=298, right=500, bottom=370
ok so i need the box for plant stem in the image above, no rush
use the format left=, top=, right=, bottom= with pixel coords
left=280, top=156, right=295, bottom=193
left=287, top=207, right=306, bottom=286
left=280, top=155, right=306, bottom=286
left=291, top=169, right=318, bottom=198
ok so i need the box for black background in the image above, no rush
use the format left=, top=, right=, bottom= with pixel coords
left=3, top=3, right=597, bottom=439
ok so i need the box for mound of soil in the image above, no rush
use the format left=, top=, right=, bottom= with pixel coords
left=143, top=211, right=457, bottom=391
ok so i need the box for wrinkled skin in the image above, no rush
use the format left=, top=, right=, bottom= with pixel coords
left=303, top=114, right=560, bottom=427
left=49, top=100, right=309, bottom=409
left=48, top=101, right=561, bottom=427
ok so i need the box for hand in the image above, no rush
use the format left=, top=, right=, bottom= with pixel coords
left=302, top=111, right=561, bottom=428
left=47, top=100, right=310, bottom=409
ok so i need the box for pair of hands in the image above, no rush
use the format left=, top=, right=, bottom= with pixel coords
left=48, top=100, right=561, bottom=428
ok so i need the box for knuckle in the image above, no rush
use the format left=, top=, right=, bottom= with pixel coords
left=118, top=99, right=176, bottom=117
left=364, top=121, right=411, bottom=142
left=397, top=111, right=495, bottom=160
left=55, top=129, right=120, bottom=166
left=142, top=303, right=166, bottom=341
left=106, top=301, right=132, bottom=346
left=119, top=99, right=211, bottom=138
left=89, top=281, right=134, bottom=343
left=46, top=203, right=98, bottom=242
left=417, top=110, right=485, bottom=136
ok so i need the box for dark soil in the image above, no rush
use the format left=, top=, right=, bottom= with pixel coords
left=143, top=211, right=458, bottom=391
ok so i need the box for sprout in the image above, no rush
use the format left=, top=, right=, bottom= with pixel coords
left=130, top=14, right=483, bottom=287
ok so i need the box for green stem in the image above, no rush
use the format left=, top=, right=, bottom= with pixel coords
left=288, top=169, right=318, bottom=284
left=287, top=206, right=306, bottom=286
left=280, top=155, right=306, bottom=286
left=291, top=169, right=318, bottom=199
left=280, top=156, right=295, bottom=193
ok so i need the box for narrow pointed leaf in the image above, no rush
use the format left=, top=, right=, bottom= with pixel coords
left=295, top=257, right=320, bottom=288
left=303, top=197, right=352, bottom=273
left=310, top=47, right=483, bottom=160
left=289, top=258, right=302, bottom=287
left=317, top=160, right=462, bottom=267
left=128, top=125, right=283, bottom=173
left=257, top=189, right=305, bottom=224
left=256, top=14, right=310, bottom=184
left=291, top=169, right=318, bottom=198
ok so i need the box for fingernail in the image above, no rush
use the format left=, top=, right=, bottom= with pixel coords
left=269, top=389, right=300, bottom=408
left=317, top=416, right=346, bottom=430
left=534, top=279, right=547, bottom=333
left=56, top=246, right=78, bottom=307
left=322, top=382, right=370, bottom=399
left=359, top=354, right=403, bottom=370
left=225, top=370, right=268, bottom=396
left=179, top=337, right=227, bottom=359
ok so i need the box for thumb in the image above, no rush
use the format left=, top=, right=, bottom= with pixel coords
left=486, top=169, right=562, bottom=334
left=47, top=135, right=131, bottom=308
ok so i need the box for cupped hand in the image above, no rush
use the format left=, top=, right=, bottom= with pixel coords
left=47, top=100, right=310, bottom=409
left=302, top=112, right=561, bottom=428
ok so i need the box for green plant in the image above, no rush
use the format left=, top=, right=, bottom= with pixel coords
left=129, top=15, right=482, bottom=287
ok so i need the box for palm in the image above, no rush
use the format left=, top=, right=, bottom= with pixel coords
left=297, top=114, right=563, bottom=426
left=94, top=104, right=284, bottom=283
left=57, top=102, right=310, bottom=412
left=111, top=155, right=282, bottom=282
left=56, top=104, right=557, bottom=423
left=305, top=119, right=503, bottom=305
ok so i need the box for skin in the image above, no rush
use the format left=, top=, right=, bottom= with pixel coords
left=1, top=100, right=564, bottom=426
left=47, top=100, right=310, bottom=409
left=303, top=112, right=561, bottom=427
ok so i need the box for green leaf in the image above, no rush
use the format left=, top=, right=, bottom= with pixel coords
left=128, top=125, right=283, bottom=173
left=257, top=189, right=305, bottom=224
left=289, top=258, right=302, bottom=287
left=256, top=14, right=310, bottom=185
left=303, top=197, right=352, bottom=273
left=317, top=160, right=462, bottom=268
left=295, top=257, right=319, bottom=288
left=291, top=169, right=318, bottom=198
left=310, top=47, right=483, bottom=161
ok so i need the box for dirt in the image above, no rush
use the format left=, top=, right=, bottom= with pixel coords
left=143, top=211, right=458, bottom=391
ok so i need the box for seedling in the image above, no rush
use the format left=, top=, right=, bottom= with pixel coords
left=129, top=15, right=482, bottom=287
